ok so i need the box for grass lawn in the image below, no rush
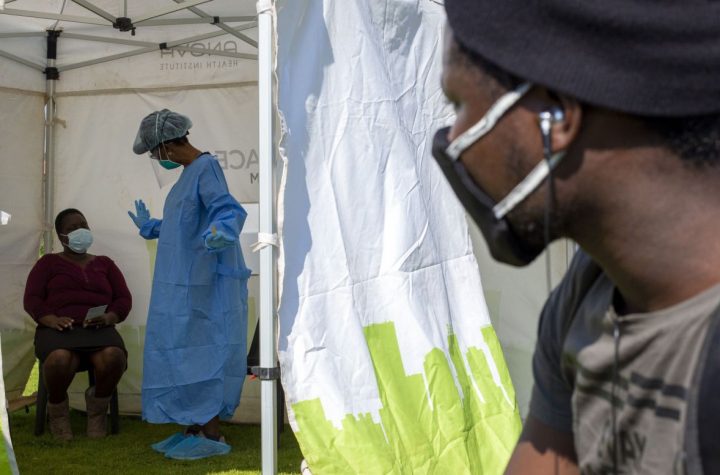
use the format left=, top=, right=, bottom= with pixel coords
left=9, top=363, right=304, bottom=475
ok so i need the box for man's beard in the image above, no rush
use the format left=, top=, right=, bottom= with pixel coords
left=507, top=199, right=564, bottom=256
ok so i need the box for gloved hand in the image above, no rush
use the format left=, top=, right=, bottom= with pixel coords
left=128, top=199, right=151, bottom=230
left=204, top=229, right=236, bottom=251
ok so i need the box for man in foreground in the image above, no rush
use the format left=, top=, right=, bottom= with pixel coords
left=433, top=1, right=720, bottom=473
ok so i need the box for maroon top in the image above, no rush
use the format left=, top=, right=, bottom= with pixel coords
left=24, top=254, right=132, bottom=325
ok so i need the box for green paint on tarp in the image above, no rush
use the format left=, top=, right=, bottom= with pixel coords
left=292, top=322, right=521, bottom=474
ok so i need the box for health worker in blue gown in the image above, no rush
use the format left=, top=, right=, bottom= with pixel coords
left=128, top=109, right=250, bottom=460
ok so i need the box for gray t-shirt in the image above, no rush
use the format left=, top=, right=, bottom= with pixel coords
left=530, top=251, right=720, bottom=474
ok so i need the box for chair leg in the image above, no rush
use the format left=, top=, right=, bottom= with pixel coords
left=34, top=362, right=47, bottom=436
left=110, top=389, right=119, bottom=434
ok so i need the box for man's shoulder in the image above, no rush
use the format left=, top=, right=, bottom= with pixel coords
left=563, top=250, right=604, bottom=298
left=527, top=248, right=607, bottom=433
left=554, top=249, right=603, bottom=303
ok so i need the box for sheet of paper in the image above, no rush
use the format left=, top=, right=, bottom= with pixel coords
left=85, top=305, right=107, bottom=321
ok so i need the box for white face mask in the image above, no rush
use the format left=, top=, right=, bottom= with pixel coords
left=60, top=228, right=93, bottom=254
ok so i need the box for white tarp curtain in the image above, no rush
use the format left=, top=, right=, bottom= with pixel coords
left=0, top=0, right=266, bottom=421
left=271, top=0, right=573, bottom=428
left=0, top=338, right=20, bottom=475
left=276, top=0, right=527, bottom=472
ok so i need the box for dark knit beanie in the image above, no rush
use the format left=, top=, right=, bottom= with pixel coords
left=445, top=0, right=720, bottom=116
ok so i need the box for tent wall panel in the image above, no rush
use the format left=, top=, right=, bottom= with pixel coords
left=0, top=89, right=45, bottom=400
left=0, top=62, right=44, bottom=93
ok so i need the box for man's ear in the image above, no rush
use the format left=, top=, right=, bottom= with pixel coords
left=551, top=95, right=582, bottom=154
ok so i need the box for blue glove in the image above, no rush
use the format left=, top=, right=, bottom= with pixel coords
left=204, top=229, right=236, bottom=251
left=128, top=199, right=151, bottom=230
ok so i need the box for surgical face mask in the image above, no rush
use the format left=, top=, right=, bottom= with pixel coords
left=432, top=82, right=565, bottom=266
left=159, top=158, right=181, bottom=170
left=149, top=145, right=182, bottom=170
left=60, top=228, right=93, bottom=254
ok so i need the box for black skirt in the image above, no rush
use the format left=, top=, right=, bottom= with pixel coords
left=34, top=326, right=127, bottom=370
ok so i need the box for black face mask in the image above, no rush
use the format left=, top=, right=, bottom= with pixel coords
left=431, top=127, right=540, bottom=266
left=431, top=82, right=565, bottom=267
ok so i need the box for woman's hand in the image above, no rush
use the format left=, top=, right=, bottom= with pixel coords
left=83, top=312, right=119, bottom=329
left=38, top=314, right=74, bottom=331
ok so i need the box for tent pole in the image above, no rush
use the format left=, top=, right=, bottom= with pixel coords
left=257, top=1, right=277, bottom=474
left=43, top=30, right=60, bottom=254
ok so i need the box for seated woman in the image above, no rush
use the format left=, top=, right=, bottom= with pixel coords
left=23, top=208, right=131, bottom=441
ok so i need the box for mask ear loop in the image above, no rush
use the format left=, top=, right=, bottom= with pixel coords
left=155, top=112, right=173, bottom=164
left=154, top=112, right=159, bottom=148
left=160, top=121, right=170, bottom=162
left=153, top=112, right=160, bottom=158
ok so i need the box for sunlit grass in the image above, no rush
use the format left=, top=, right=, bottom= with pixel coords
left=11, top=363, right=302, bottom=475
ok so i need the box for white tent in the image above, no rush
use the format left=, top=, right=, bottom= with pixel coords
left=0, top=0, right=573, bottom=473
left=0, top=0, right=281, bottom=470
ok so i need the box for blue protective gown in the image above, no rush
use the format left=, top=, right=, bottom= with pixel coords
left=139, top=153, right=250, bottom=425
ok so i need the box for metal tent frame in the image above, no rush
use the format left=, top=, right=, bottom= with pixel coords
left=0, top=1, right=279, bottom=473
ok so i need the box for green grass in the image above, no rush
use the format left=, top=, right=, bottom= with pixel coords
left=11, top=363, right=303, bottom=475
left=22, top=362, right=38, bottom=397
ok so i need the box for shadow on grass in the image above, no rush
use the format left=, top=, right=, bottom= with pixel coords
left=10, top=405, right=302, bottom=475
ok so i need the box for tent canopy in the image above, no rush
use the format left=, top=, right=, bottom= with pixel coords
left=0, top=0, right=258, bottom=91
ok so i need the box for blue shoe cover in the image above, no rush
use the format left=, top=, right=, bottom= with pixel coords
left=164, top=435, right=231, bottom=460
left=151, top=432, right=187, bottom=454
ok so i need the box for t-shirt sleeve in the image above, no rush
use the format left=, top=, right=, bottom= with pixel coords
left=528, top=251, right=600, bottom=433
left=528, top=292, right=575, bottom=432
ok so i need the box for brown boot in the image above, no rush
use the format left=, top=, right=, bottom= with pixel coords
left=85, top=387, right=111, bottom=438
left=47, top=398, right=73, bottom=441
